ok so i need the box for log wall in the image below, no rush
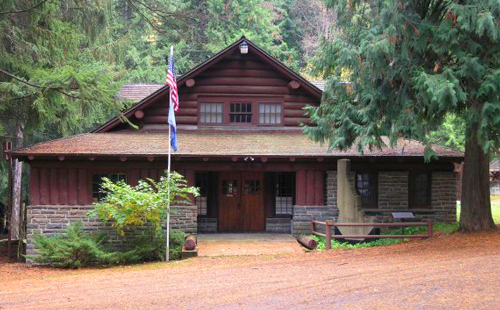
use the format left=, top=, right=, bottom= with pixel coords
left=140, top=51, right=319, bottom=127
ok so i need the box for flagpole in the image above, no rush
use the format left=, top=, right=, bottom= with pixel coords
left=166, top=46, right=173, bottom=262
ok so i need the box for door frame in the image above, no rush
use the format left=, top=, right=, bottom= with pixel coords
left=217, top=171, right=265, bottom=232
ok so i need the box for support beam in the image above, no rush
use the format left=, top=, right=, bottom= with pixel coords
left=186, top=78, right=196, bottom=88
left=147, top=156, right=155, bottom=162
left=119, top=157, right=127, bottom=162
left=58, top=156, right=65, bottom=161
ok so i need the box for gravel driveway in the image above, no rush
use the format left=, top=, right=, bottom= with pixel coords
left=1, top=231, right=500, bottom=309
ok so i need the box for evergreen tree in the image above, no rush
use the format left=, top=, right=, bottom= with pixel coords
left=306, top=0, right=500, bottom=232
left=0, top=0, right=128, bottom=238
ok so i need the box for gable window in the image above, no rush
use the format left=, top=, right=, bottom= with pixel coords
left=259, top=102, right=282, bottom=125
left=409, top=172, right=432, bottom=208
left=200, top=102, right=223, bottom=124
left=275, top=172, right=294, bottom=216
left=229, top=103, right=252, bottom=123
left=355, top=172, right=378, bottom=208
left=92, top=173, right=127, bottom=201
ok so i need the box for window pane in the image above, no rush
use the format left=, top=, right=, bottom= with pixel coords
left=258, top=103, right=282, bottom=125
left=200, top=103, right=223, bottom=124
left=409, top=172, right=431, bottom=208
left=275, top=172, right=295, bottom=215
left=355, top=172, right=377, bottom=208
left=229, top=103, right=252, bottom=123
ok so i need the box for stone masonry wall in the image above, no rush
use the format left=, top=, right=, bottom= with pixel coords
left=266, top=218, right=291, bottom=233
left=430, top=172, right=457, bottom=222
left=26, top=204, right=197, bottom=259
left=292, top=206, right=336, bottom=235
left=198, top=217, right=217, bottom=233
left=292, top=171, right=338, bottom=235
left=378, top=172, right=409, bottom=210
left=292, top=170, right=457, bottom=236
left=169, top=205, right=197, bottom=234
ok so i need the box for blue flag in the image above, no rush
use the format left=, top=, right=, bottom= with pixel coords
left=168, top=101, right=177, bottom=152
left=167, top=47, right=178, bottom=152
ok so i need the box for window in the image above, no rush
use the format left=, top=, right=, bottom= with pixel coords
left=195, top=173, right=209, bottom=216
left=222, top=180, right=238, bottom=196
left=409, top=172, right=432, bottom=208
left=355, top=172, right=378, bottom=208
left=275, top=172, right=294, bottom=216
left=92, top=173, right=127, bottom=201
left=230, top=103, right=252, bottom=123
left=259, top=103, right=282, bottom=125
left=244, top=180, right=260, bottom=194
left=200, top=102, right=223, bottom=124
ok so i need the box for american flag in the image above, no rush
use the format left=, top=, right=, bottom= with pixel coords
left=166, top=49, right=179, bottom=112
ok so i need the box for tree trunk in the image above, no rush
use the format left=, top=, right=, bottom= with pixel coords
left=10, top=124, right=24, bottom=240
left=460, top=130, right=496, bottom=232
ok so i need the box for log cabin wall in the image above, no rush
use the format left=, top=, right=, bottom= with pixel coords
left=138, top=51, right=317, bottom=128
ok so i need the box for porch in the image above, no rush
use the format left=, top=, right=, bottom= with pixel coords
left=196, top=233, right=304, bottom=256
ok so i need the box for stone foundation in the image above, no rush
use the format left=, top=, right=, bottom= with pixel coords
left=292, top=205, right=336, bottom=235
left=198, top=217, right=217, bottom=233
left=266, top=218, right=291, bottom=233
left=26, top=204, right=197, bottom=259
left=169, top=205, right=197, bottom=234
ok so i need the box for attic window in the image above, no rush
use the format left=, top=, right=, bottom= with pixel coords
left=230, top=103, right=252, bottom=123
left=259, top=102, right=282, bottom=125
left=200, top=103, right=223, bottom=124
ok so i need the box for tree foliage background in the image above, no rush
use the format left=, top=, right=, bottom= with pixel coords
left=305, top=0, right=500, bottom=231
left=0, top=0, right=333, bottom=210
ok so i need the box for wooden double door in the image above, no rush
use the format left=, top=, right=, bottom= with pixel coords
left=218, top=171, right=265, bottom=232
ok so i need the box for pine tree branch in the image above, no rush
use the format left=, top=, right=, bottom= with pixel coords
left=0, top=68, right=99, bottom=102
left=0, top=0, right=50, bottom=15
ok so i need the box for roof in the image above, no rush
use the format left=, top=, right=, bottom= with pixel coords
left=95, top=37, right=323, bottom=133
left=117, top=84, right=164, bottom=101
left=10, top=130, right=464, bottom=159
left=117, top=81, right=326, bottom=102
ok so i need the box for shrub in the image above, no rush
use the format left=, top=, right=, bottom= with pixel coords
left=31, top=222, right=185, bottom=268
left=31, top=221, right=128, bottom=268
left=90, top=172, right=199, bottom=236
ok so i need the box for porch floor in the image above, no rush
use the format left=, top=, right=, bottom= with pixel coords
left=196, top=233, right=304, bottom=257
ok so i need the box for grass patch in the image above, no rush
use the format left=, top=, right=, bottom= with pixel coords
left=311, top=222, right=459, bottom=251
left=457, top=196, right=500, bottom=224
left=312, top=196, right=500, bottom=251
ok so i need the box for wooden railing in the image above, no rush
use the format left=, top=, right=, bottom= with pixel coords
left=310, top=216, right=434, bottom=250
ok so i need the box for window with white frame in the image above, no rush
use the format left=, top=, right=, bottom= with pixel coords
left=195, top=172, right=209, bottom=216
left=275, top=172, right=294, bottom=216
left=200, top=102, right=223, bottom=124
left=259, top=102, right=282, bottom=125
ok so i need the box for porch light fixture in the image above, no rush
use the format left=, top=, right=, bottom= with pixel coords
left=240, top=41, right=248, bottom=54
left=244, top=156, right=255, bottom=162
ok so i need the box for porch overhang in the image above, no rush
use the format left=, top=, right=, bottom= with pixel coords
left=8, top=129, right=464, bottom=162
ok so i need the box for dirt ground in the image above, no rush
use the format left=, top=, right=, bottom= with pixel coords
left=1, top=231, right=500, bottom=310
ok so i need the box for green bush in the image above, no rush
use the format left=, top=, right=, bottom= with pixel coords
left=31, top=222, right=185, bottom=268
left=31, top=221, right=129, bottom=268
left=121, top=228, right=185, bottom=261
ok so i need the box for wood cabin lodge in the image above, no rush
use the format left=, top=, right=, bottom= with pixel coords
left=8, top=38, right=463, bottom=255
